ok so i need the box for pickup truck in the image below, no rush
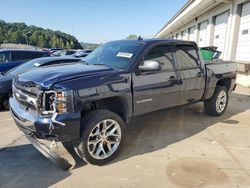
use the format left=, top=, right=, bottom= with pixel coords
left=9, top=39, right=237, bottom=169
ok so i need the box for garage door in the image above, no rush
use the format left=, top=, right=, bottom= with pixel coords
left=181, top=30, right=188, bottom=40
left=198, top=21, right=208, bottom=47
left=176, top=33, right=180, bottom=39
left=188, top=26, right=195, bottom=41
left=236, top=2, right=250, bottom=62
left=213, top=12, right=229, bottom=59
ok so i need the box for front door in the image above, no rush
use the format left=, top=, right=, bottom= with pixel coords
left=133, top=44, right=180, bottom=116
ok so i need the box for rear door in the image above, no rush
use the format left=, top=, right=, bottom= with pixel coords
left=133, top=44, right=180, bottom=115
left=0, top=51, right=11, bottom=72
left=174, top=44, right=205, bottom=105
left=11, top=51, right=30, bottom=68
left=1, top=51, right=27, bottom=72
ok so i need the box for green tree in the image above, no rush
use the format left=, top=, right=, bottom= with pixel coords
left=0, top=20, right=82, bottom=49
left=126, top=34, right=138, bottom=39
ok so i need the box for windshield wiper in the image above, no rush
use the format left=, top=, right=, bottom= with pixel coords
left=1, top=72, right=5, bottom=76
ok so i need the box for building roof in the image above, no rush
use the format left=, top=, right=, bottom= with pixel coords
left=154, top=0, right=224, bottom=38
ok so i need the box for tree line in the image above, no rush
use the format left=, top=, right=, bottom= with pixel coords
left=0, top=20, right=82, bottom=49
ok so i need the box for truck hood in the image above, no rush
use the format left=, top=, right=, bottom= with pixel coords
left=15, top=63, right=115, bottom=89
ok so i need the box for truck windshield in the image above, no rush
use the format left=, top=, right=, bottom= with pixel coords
left=83, top=41, right=144, bottom=69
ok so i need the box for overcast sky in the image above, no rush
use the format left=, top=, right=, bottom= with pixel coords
left=0, top=0, right=187, bottom=43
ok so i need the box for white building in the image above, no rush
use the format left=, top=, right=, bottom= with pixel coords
left=155, top=0, right=250, bottom=88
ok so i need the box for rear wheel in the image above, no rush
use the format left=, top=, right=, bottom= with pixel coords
left=204, top=86, right=228, bottom=116
left=75, top=110, right=126, bottom=165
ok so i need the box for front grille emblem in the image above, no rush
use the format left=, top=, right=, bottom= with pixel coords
left=16, top=92, right=21, bottom=99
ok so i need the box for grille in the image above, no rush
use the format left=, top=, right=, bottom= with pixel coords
left=12, top=82, right=42, bottom=111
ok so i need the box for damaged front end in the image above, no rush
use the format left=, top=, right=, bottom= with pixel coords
left=10, top=81, right=81, bottom=170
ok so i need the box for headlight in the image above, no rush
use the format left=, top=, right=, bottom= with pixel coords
left=43, top=90, right=74, bottom=114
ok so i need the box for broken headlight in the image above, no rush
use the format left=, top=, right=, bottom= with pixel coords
left=42, top=90, right=74, bottom=114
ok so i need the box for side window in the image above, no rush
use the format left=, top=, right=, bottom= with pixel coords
left=0, top=52, right=11, bottom=63
left=175, top=45, right=199, bottom=69
left=144, top=45, right=174, bottom=71
left=11, top=51, right=30, bottom=62
left=29, top=52, right=44, bottom=59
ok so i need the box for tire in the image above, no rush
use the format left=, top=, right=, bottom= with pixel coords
left=75, top=110, right=126, bottom=165
left=204, top=86, right=228, bottom=116
left=3, top=99, right=9, bottom=110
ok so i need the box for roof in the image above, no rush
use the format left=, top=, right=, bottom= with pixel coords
left=109, top=38, right=197, bottom=45
left=155, top=0, right=224, bottom=38
left=0, top=49, right=46, bottom=53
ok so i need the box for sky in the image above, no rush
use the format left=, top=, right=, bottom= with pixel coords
left=0, top=0, right=187, bottom=43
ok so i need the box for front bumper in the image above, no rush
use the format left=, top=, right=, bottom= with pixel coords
left=9, top=97, right=81, bottom=142
left=9, top=97, right=81, bottom=170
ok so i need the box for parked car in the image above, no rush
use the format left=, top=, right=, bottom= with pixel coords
left=51, top=50, right=63, bottom=56
left=72, top=49, right=93, bottom=58
left=0, top=49, right=50, bottom=73
left=10, top=39, right=237, bottom=170
left=50, top=48, right=63, bottom=54
left=52, top=50, right=76, bottom=56
left=0, top=57, right=81, bottom=110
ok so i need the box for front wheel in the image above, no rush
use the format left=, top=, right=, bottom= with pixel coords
left=75, top=110, right=126, bottom=165
left=204, top=86, right=229, bottom=116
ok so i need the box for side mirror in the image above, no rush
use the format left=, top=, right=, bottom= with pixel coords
left=139, top=60, right=161, bottom=72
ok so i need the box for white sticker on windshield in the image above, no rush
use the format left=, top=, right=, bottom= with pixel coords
left=34, top=63, right=40, bottom=67
left=117, top=52, right=133, bottom=58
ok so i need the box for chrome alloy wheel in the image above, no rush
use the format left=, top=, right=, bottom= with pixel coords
left=216, top=90, right=227, bottom=113
left=87, top=119, right=121, bottom=160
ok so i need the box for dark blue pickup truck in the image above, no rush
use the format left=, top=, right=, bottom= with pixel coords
left=10, top=39, right=237, bottom=170
left=0, top=49, right=50, bottom=72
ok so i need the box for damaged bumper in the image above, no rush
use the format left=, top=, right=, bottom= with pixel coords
left=9, top=97, right=81, bottom=170
left=25, top=134, right=75, bottom=170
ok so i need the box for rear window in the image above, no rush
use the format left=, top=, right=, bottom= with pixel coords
left=175, top=45, right=199, bottom=69
left=11, top=51, right=47, bottom=62
left=30, top=52, right=47, bottom=58
left=11, top=51, right=30, bottom=61
left=0, top=51, right=11, bottom=63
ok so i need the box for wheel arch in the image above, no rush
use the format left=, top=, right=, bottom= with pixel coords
left=216, top=78, right=232, bottom=91
left=80, top=96, right=131, bottom=124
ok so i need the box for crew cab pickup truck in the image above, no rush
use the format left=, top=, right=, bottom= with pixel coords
left=10, top=39, right=237, bottom=169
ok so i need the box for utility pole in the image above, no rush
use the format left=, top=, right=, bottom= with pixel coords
left=25, top=32, right=31, bottom=45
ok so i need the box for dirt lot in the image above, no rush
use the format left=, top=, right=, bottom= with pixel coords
left=1, top=91, right=250, bottom=188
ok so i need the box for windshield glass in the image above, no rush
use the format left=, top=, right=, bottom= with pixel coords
left=6, top=58, right=43, bottom=76
left=83, top=41, right=144, bottom=69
